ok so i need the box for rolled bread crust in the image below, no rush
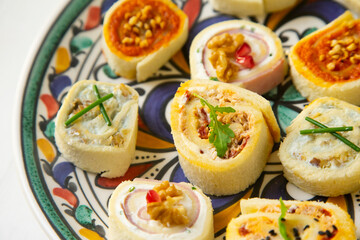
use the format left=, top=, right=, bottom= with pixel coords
left=55, top=80, right=139, bottom=178
left=189, top=20, right=287, bottom=95
left=289, top=11, right=360, bottom=105
left=237, top=198, right=356, bottom=240
left=171, top=80, right=280, bottom=196
left=102, top=0, right=188, bottom=82
left=209, top=0, right=297, bottom=17
left=177, top=121, right=273, bottom=196
left=108, top=179, right=214, bottom=240
left=279, top=97, right=360, bottom=196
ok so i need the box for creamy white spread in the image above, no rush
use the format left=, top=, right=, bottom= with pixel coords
left=65, top=83, right=137, bottom=146
left=288, top=104, right=360, bottom=168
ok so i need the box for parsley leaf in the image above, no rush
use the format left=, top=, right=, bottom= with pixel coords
left=193, top=93, right=235, bottom=157
left=278, top=197, right=290, bottom=240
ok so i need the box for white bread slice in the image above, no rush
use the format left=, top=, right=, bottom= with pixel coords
left=170, top=79, right=280, bottom=196
left=55, top=80, right=138, bottom=178
left=102, top=0, right=188, bottom=82
left=289, top=11, right=360, bottom=105
left=108, top=179, right=213, bottom=240
left=209, top=0, right=264, bottom=17
left=263, top=0, right=297, bottom=12
left=279, top=97, right=360, bottom=196
left=209, top=0, right=297, bottom=17
left=226, top=198, right=356, bottom=239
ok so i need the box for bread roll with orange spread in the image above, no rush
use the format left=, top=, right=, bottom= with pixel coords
left=289, top=11, right=360, bottom=105
left=102, top=0, right=188, bottom=82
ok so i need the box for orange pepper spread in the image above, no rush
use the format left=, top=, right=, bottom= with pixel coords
left=104, top=0, right=182, bottom=57
left=295, top=20, right=360, bottom=83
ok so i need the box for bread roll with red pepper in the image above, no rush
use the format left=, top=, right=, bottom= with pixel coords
left=190, top=20, right=287, bottom=95
left=108, top=179, right=213, bottom=240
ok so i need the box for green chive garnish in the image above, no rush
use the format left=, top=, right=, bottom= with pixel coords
left=300, top=126, right=353, bottom=134
left=93, top=85, right=112, bottom=126
left=305, top=117, right=360, bottom=152
left=129, top=186, right=135, bottom=192
left=278, top=197, right=290, bottom=240
left=209, top=76, right=219, bottom=81
left=65, top=93, right=114, bottom=126
left=192, top=186, right=196, bottom=190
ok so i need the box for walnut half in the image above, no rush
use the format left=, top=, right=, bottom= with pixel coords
left=147, top=181, right=189, bottom=226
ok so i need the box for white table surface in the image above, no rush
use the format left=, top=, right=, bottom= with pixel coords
left=0, top=0, right=67, bottom=239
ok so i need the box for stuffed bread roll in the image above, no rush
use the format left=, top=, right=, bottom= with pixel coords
left=279, top=97, right=360, bottom=196
left=289, top=11, right=360, bottom=105
left=170, top=79, right=280, bottom=196
left=190, top=20, right=287, bottom=94
left=102, top=0, right=188, bottom=82
left=55, top=80, right=138, bottom=178
left=108, top=179, right=213, bottom=240
left=226, top=198, right=356, bottom=240
left=209, top=0, right=297, bottom=16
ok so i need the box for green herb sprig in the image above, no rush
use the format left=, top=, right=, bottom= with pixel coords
left=193, top=93, right=235, bottom=157
left=93, top=85, right=112, bottom=126
left=304, top=117, right=360, bottom=152
left=300, top=126, right=353, bottom=134
left=278, top=197, right=290, bottom=240
left=65, top=93, right=114, bottom=126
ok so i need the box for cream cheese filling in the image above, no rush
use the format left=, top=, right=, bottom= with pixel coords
left=64, top=84, right=137, bottom=147
left=114, top=182, right=208, bottom=239
left=288, top=104, right=360, bottom=168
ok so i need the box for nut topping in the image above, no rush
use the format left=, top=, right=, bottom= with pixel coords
left=146, top=181, right=189, bottom=226
left=120, top=5, right=166, bottom=48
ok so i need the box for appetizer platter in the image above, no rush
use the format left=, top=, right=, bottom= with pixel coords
left=15, top=0, right=360, bottom=239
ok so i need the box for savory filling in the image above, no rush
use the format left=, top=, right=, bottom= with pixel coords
left=106, top=0, right=181, bottom=56
left=66, top=84, right=134, bottom=147
left=236, top=204, right=337, bottom=239
left=292, top=151, right=352, bottom=168
left=195, top=106, right=250, bottom=159
left=146, top=181, right=189, bottom=226
left=296, top=19, right=360, bottom=82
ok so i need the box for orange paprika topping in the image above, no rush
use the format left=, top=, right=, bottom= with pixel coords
left=105, top=0, right=182, bottom=57
left=295, top=20, right=360, bottom=83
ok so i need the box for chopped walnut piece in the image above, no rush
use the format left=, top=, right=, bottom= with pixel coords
left=147, top=181, right=189, bottom=226
left=207, top=33, right=244, bottom=82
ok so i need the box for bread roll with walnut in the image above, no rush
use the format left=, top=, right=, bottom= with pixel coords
left=108, top=179, right=213, bottom=240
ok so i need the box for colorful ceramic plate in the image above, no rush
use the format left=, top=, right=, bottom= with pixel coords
left=15, top=0, right=360, bottom=239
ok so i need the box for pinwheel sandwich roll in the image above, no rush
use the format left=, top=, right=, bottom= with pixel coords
left=102, top=0, right=188, bottom=82
left=226, top=198, right=356, bottom=239
left=289, top=11, right=360, bottom=105
left=55, top=80, right=138, bottom=178
left=190, top=20, right=287, bottom=94
left=108, top=179, right=213, bottom=240
left=279, top=97, right=360, bottom=196
left=170, top=79, right=280, bottom=196
left=209, top=0, right=297, bottom=16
